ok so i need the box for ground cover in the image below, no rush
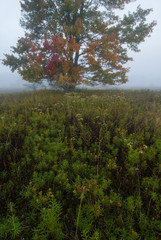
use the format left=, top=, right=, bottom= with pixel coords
left=0, top=89, right=161, bottom=239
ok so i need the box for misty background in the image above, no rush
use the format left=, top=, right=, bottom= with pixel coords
left=0, top=0, right=161, bottom=91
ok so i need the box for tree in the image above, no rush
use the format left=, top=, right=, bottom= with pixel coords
left=3, top=0, right=156, bottom=89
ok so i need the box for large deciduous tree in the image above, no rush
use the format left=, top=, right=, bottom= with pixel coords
left=3, top=0, right=156, bottom=89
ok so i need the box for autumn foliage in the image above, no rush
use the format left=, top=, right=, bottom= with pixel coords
left=17, top=33, right=131, bottom=88
left=3, top=0, right=156, bottom=89
left=17, top=35, right=82, bottom=88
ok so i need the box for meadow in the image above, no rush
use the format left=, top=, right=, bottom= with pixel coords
left=0, top=89, right=161, bottom=239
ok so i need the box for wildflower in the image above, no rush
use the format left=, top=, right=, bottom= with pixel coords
left=31, top=187, right=36, bottom=192
left=143, top=144, right=148, bottom=149
left=127, top=142, right=133, bottom=147
left=132, top=229, right=137, bottom=236
left=42, top=196, right=47, bottom=202
left=117, top=202, right=122, bottom=207
left=112, top=163, right=117, bottom=168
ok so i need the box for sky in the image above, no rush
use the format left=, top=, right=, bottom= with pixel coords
left=0, top=0, right=161, bottom=90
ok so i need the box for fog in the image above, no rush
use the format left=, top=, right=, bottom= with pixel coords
left=0, top=0, right=161, bottom=91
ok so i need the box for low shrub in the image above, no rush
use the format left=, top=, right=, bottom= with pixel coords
left=0, top=89, right=161, bottom=239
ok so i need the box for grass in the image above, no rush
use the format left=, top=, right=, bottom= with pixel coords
left=0, top=89, right=161, bottom=239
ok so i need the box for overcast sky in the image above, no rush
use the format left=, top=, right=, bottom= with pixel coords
left=0, top=0, right=161, bottom=89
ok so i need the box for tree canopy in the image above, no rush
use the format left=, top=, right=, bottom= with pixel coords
left=3, top=0, right=156, bottom=89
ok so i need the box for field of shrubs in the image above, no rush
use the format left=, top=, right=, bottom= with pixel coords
left=0, top=89, right=161, bottom=239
